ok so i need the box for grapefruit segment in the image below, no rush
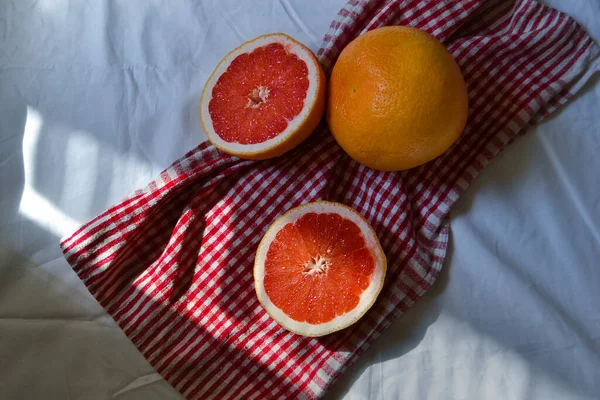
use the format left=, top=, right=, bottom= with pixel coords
left=200, top=33, right=326, bottom=160
left=254, top=201, right=387, bottom=337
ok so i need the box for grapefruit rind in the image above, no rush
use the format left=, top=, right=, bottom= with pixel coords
left=200, top=33, right=325, bottom=160
left=254, top=201, right=387, bottom=337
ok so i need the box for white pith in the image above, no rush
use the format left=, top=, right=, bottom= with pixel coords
left=303, top=255, right=330, bottom=276
left=246, top=86, right=270, bottom=109
left=254, top=201, right=387, bottom=337
left=200, top=34, right=320, bottom=155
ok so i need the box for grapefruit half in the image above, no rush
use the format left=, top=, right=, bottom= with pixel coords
left=200, top=33, right=326, bottom=160
left=254, top=201, right=387, bottom=337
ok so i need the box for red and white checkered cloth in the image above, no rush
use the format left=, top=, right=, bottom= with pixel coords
left=60, top=0, right=600, bottom=399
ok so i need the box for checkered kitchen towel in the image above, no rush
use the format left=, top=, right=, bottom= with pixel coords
left=60, top=0, right=600, bottom=399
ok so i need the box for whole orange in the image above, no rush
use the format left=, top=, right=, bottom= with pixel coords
left=327, top=26, right=469, bottom=171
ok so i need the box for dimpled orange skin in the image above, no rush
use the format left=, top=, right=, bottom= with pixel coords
left=327, top=26, right=469, bottom=171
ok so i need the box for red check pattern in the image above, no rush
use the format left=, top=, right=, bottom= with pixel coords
left=60, top=1, right=600, bottom=399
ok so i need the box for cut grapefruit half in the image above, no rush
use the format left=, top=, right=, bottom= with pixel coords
left=200, top=33, right=326, bottom=160
left=254, top=201, right=387, bottom=337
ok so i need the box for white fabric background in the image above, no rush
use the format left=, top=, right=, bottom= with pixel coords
left=0, top=0, right=598, bottom=399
